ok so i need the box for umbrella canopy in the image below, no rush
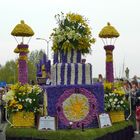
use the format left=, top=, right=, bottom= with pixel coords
left=99, top=22, right=119, bottom=38
left=11, top=20, right=34, bottom=37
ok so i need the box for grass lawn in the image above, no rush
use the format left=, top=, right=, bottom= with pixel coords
left=6, top=121, right=133, bottom=140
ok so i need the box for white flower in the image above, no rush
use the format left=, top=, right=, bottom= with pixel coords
left=2, top=90, right=15, bottom=102
left=117, top=105, right=120, bottom=108
left=108, top=104, right=110, bottom=107
left=120, top=101, right=124, bottom=104
left=114, top=98, right=118, bottom=102
left=111, top=102, right=114, bottom=106
left=109, top=98, right=113, bottom=102
left=25, top=98, right=32, bottom=103
left=29, top=99, right=32, bottom=104
left=32, top=85, right=42, bottom=95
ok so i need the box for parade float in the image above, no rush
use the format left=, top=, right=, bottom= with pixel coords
left=5, top=14, right=134, bottom=140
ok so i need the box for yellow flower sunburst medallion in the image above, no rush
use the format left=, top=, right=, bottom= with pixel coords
left=63, top=94, right=89, bottom=122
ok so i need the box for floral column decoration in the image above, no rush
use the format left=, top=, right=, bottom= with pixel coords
left=11, top=20, right=34, bottom=84
left=99, top=22, right=120, bottom=82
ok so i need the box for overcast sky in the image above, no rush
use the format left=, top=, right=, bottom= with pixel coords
left=0, top=0, right=140, bottom=78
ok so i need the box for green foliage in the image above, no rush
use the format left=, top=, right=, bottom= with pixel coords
left=6, top=121, right=133, bottom=140
left=0, top=60, right=18, bottom=84
left=28, top=49, right=44, bottom=65
left=28, top=49, right=45, bottom=83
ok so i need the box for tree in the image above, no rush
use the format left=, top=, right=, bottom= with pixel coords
left=0, top=49, right=45, bottom=84
left=0, top=60, right=18, bottom=84
left=28, top=49, right=45, bottom=65
left=28, top=49, right=45, bottom=83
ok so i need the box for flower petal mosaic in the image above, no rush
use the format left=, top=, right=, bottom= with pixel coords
left=62, top=94, right=89, bottom=122
left=56, top=88, right=98, bottom=128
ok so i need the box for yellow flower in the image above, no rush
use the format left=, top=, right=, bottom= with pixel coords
left=104, top=82, right=112, bottom=90
left=11, top=83, right=20, bottom=90
left=18, top=104, right=23, bottom=110
left=66, top=13, right=84, bottom=24
left=113, top=89, right=125, bottom=96
left=9, top=99, right=18, bottom=107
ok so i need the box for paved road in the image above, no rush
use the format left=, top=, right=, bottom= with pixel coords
left=133, top=134, right=140, bottom=140
left=0, top=123, right=7, bottom=140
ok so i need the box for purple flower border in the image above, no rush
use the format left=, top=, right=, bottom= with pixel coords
left=43, top=83, right=104, bottom=129
left=56, top=88, right=98, bottom=128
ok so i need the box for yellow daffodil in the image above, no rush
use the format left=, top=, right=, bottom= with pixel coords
left=104, top=82, right=113, bottom=90
left=9, top=99, right=18, bottom=107
left=18, top=104, right=23, bottom=110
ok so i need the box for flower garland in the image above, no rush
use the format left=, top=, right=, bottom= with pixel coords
left=56, top=88, right=98, bottom=128
left=50, top=12, right=95, bottom=54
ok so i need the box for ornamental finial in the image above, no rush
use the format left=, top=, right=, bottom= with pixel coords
left=21, top=20, right=25, bottom=24
left=107, top=22, right=110, bottom=26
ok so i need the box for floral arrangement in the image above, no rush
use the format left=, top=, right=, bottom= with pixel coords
left=50, top=12, right=95, bottom=54
left=2, top=83, right=42, bottom=113
left=56, top=88, right=98, bottom=128
left=104, top=82, right=128, bottom=112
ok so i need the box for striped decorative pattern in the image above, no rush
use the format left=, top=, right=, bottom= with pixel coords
left=53, top=49, right=81, bottom=64
left=51, top=63, right=92, bottom=85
